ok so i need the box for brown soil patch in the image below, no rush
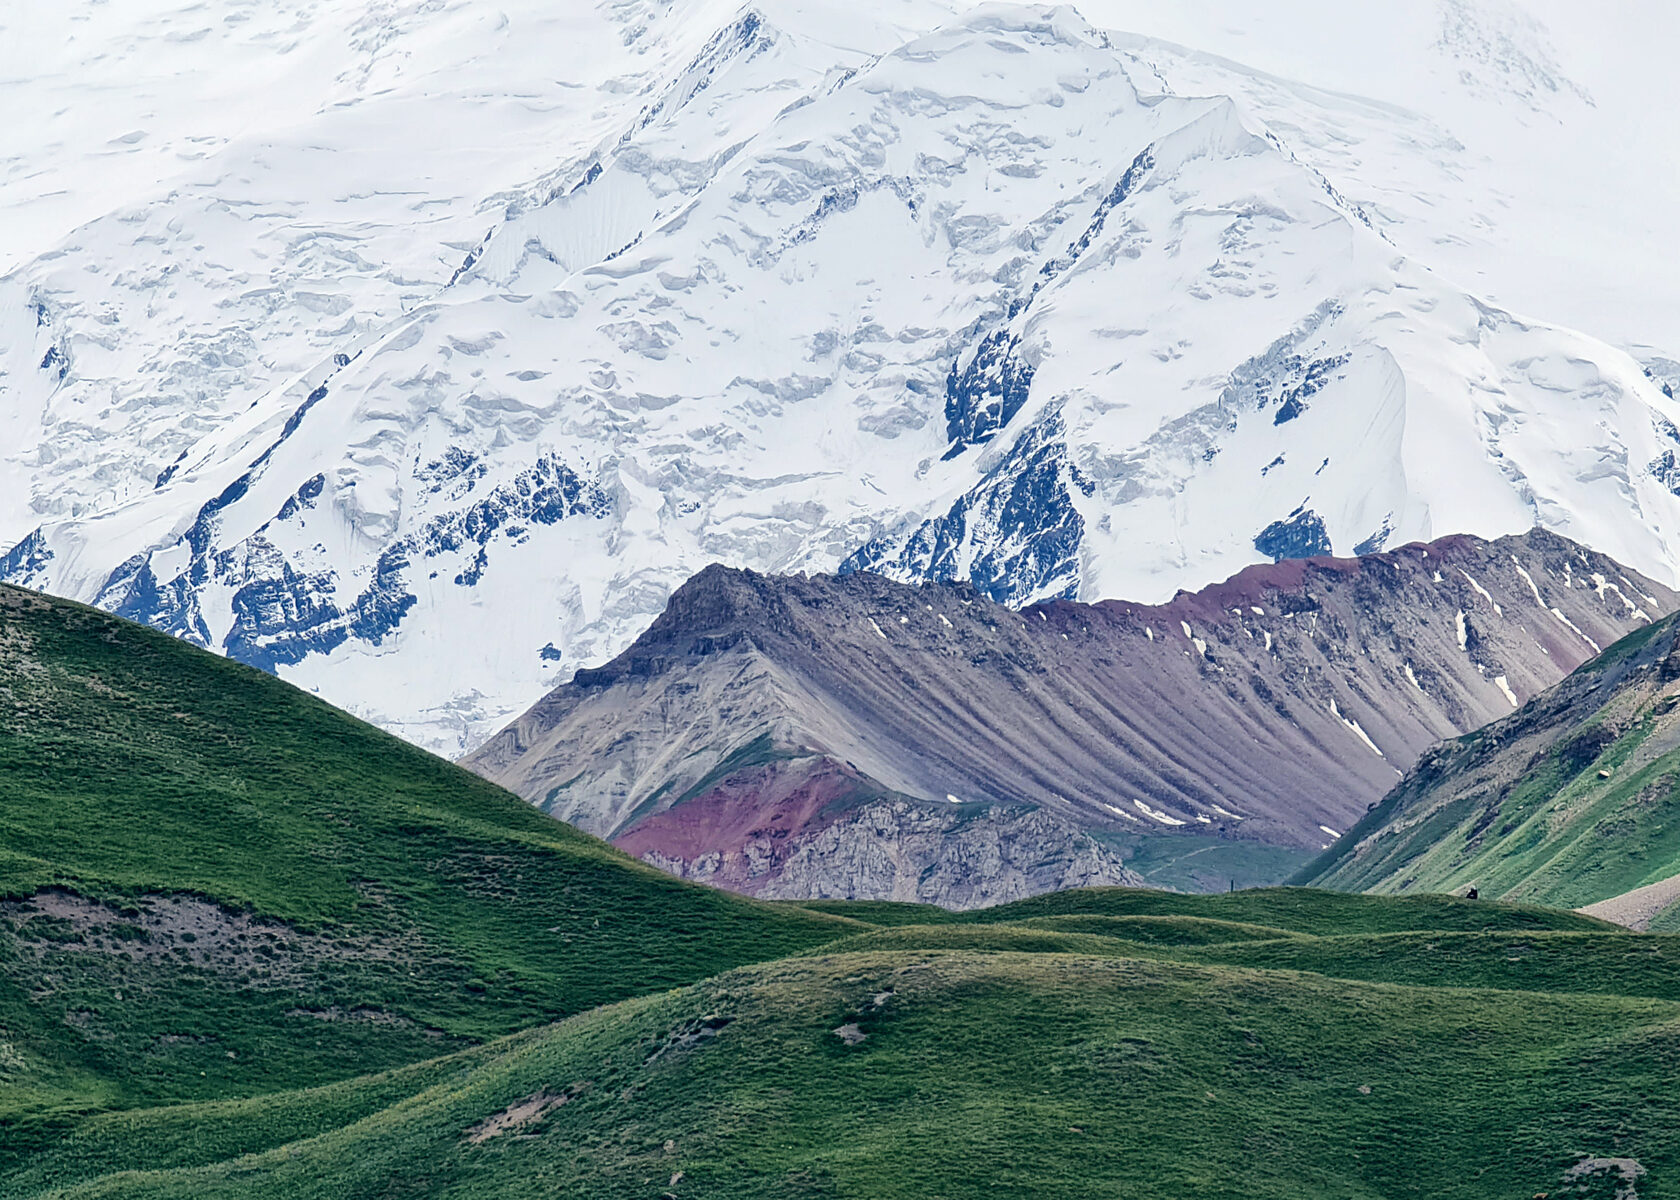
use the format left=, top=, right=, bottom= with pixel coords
left=464, top=1089, right=573, bottom=1144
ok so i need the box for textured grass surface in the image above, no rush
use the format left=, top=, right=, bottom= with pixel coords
left=8, top=877, right=1673, bottom=1199
left=957, top=884, right=1613, bottom=935
left=11, top=943, right=1680, bottom=1200
left=0, top=586, right=846, bottom=1148
left=1185, top=929, right=1680, bottom=1002
left=5, top=585, right=1680, bottom=1197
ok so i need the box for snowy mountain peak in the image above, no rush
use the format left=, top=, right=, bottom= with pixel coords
left=4, top=0, right=1680, bottom=755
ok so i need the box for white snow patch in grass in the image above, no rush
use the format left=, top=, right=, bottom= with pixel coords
left=945, top=793, right=962, bottom=804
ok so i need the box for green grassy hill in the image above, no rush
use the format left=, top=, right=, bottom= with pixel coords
left=6, top=584, right=1680, bottom=1198
left=0, top=586, right=849, bottom=1152
left=1298, top=612, right=1680, bottom=915
left=951, top=882, right=1611, bottom=934
left=11, top=922, right=1680, bottom=1200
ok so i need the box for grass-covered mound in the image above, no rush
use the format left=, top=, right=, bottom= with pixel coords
left=0, top=587, right=847, bottom=1143
left=951, top=882, right=1610, bottom=935
left=1184, top=929, right=1680, bottom=1002
left=12, top=938, right=1680, bottom=1200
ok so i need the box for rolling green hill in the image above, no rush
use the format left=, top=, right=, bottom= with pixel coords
left=5, top=583, right=1680, bottom=1198
left=0, top=585, right=849, bottom=1150
left=950, top=881, right=1610, bottom=935
left=1298, top=611, right=1680, bottom=919
left=10, top=922, right=1680, bottom=1200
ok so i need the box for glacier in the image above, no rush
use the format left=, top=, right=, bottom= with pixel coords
left=2, top=0, right=1679, bottom=754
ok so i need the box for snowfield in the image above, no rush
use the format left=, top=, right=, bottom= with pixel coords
left=2, top=0, right=1678, bottom=753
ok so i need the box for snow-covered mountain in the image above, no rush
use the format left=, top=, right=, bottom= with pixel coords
left=3, top=0, right=1679, bottom=754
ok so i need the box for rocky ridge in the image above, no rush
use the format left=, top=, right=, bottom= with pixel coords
left=1301, top=603, right=1680, bottom=916
left=465, top=529, right=1677, bottom=902
left=627, top=778, right=1146, bottom=907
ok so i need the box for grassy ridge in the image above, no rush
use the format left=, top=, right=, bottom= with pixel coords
left=11, top=941, right=1680, bottom=1200
left=1185, top=930, right=1680, bottom=1002
left=951, top=884, right=1612, bottom=935
left=1299, top=611, right=1680, bottom=909
left=0, top=587, right=847, bottom=1140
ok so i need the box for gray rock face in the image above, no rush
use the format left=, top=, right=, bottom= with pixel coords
left=464, top=529, right=1676, bottom=903
left=639, top=789, right=1144, bottom=909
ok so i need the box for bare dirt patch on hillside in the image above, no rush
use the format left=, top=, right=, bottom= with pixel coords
left=1579, top=873, right=1680, bottom=930
left=0, top=888, right=425, bottom=994
left=464, top=1089, right=576, bottom=1144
